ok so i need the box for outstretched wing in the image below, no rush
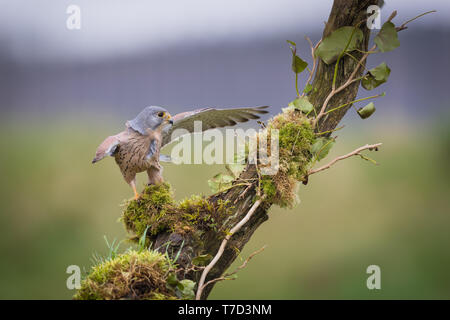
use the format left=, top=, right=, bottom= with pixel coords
left=92, top=132, right=125, bottom=163
left=162, top=106, right=268, bottom=147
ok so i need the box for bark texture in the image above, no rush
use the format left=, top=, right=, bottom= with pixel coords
left=310, top=0, right=377, bottom=133
left=153, top=0, right=378, bottom=299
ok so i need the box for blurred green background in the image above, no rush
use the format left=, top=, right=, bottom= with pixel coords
left=0, top=111, right=449, bottom=299
left=1, top=0, right=449, bottom=300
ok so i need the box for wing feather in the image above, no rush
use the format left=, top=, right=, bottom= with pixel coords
left=162, top=106, right=268, bottom=146
left=92, top=132, right=125, bottom=163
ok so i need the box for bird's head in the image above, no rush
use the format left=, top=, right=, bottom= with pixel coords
left=126, top=106, right=173, bottom=135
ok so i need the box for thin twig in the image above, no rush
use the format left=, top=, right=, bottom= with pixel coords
left=195, top=196, right=265, bottom=300
left=201, top=245, right=267, bottom=289
left=235, top=183, right=253, bottom=204
left=313, top=43, right=376, bottom=128
left=345, top=52, right=370, bottom=72
left=324, top=92, right=384, bottom=115
left=177, top=264, right=206, bottom=277
left=308, top=143, right=382, bottom=175
left=386, top=10, right=398, bottom=23
left=301, top=37, right=322, bottom=97
left=316, top=125, right=345, bottom=136
left=396, top=10, right=436, bottom=31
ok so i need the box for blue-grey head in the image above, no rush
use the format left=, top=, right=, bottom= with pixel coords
left=126, top=106, right=173, bottom=135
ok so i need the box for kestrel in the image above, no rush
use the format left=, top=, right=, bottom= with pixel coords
left=92, top=105, right=268, bottom=199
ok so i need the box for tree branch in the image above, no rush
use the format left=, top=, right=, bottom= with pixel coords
left=140, top=0, right=378, bottom=300
left=76, top=1, right=438, bottom=301
left=308, top=143, right=382, bottom=175
left=196, top=197, right=264, bottom=300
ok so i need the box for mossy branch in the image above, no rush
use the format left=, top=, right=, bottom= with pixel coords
left=76, top=0, right=392, bottom=300
left=155, top=0, right=379, bottom=300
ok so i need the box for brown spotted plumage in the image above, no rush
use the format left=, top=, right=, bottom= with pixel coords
left=114, top=127, right=163, bottom=186
left=93, top=105, right=268, bottom=199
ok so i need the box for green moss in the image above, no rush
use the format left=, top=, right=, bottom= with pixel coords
left=148, top=292, right=178, bottom=300
left=261, top=176, right=277, bottom=200
left=260, top=109, right=316, bottom=208
left=122, top=183, right=174, bottom=237
left=122, top=183, right=232, bottom=243
left=73, top=250, right=178, bottom=300
left=142, top=183, right=174, bottom=207
left=273, top=109, right=316, bottom=179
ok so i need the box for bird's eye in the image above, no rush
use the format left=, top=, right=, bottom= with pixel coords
left=158, top=112, right=165, bottom=118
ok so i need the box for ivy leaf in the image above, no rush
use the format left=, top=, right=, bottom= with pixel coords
left=192, top=254, right=213, bottom=266
left=291, top=54, right=308, bottom=74
left=361, top=62, right=391, bottom=90
left=311, top=138, right=324, bottom=155
left=226, top=163, right=245, bottom=178
left=303, top=84, right=313, bottom=94
left=288, top=96, right=314, bottom=114
left=207, top=173, right=234, bottom=193
left=287, top=40, right=308, bottom=74
left=311, top=137, right=335, bottom=161
left=177, top=279, right=196, bottom=300
left=315, top=26, right=364, bottom=64
left=167, top=273, right=179, bottom=286
left=374, top=22, right=400, bottom=52
left=357, top=102, right=376, bottom=119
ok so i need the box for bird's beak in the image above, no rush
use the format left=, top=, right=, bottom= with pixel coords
left=165, top=113, right=173, bottom=125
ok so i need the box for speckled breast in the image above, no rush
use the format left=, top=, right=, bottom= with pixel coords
left=114, top=131, right=160, bottom=176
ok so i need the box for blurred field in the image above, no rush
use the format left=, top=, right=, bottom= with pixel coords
left=0, top=113, right=449, bottom=299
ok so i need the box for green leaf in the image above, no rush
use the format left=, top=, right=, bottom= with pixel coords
left=291, top=54, right=308, bottom=74
left=286, top=40, right=297, bottom=47
left=303, top=84, right=313, bottom=94
left=228, top=163, right=245, bottom=178
left=207, top=173, right=234, bottom=193
left=226, top=163, right=245, bottom=178
left=311, top=137, right=335, bottom=161
left=315, top=26, right=364, bottom=64
left=357, top=102, right=376, bottom=119
left=192, top=254, right=213, bottom=266
left=311, top=139, right=324, bottom=155
left=167, top=273, right=179, bottom=286
left=374, top=22, right=400, bottom=52
left=177, top=279, right=196, bottom=300
left=288, top=96, right=314, bottom=114
left=361, top=62, right=391, bottom=90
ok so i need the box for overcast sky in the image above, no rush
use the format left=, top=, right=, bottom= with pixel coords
left=0, top=0, right=448, bottom=62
